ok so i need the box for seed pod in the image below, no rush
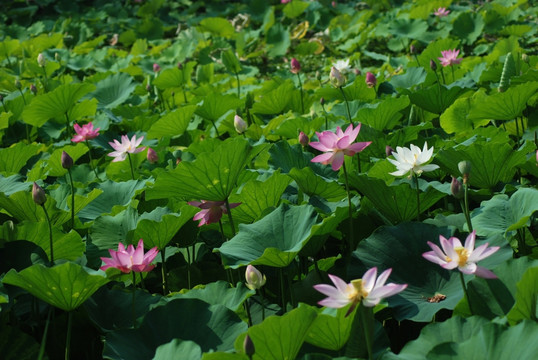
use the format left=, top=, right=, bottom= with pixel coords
left=498, top=52, right=515, bottom=92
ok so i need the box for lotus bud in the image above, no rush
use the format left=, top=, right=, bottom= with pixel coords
left=146, top=83, right=152, bottom=92
left=458, top=160, right=471, bottom=184
left=450, top=177, right=464, bottom=199
left=61, top=151, right=73, bottom=169
left=522, top=54, right=529, bottom=63
left=32, top=182, right=46, bottom=206
left=365, top=71, right=377, bottom=88
left=290, top=58, right=300, bottom=74
left=353, top=68, right=361, bottom=76
left=153, top=63, right=161, bottom=72
left=5, top=220, right=15, bottom=242
left=430, top=59, right=437, bottom=71
left=245, top=265, right=266, bottom=290
left=243, top=334, right=255, bottom=358
left=330, top=66, right=346, bottom=88
left=234, top=115, right=247, bottom=134
left=37, top=53, right=46, bottom=67
left=320, top=97, right=325, bottom=106
left=385, top=145, right=394, bottom=157
left=15, top=79, right=22, bottom=89
left=30, top=84, right=37, bottom=94
left=177, top=61, right=182, bottom=69
left=147, top=148, right=158, bottom=164
left=298, top=131, right=309, bottom=146
left=55, top=52, right=61, bottom=62
left=410, top=44, right=416, bottom=54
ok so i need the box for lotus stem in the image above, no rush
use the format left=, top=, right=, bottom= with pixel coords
left=360, top=303, right=374, bottom=360
left=161, top=248, right=168, bottom=294
left=342, top=161, right=354, bottom=254
left=38, top=307, right=53, bottom=360
left=64, top=112, right=71, bottom=139
left=225, top=198, right=237, bottom=236
left=132, top=271, right=137, bottom=328
left=463, top=184, right=473, bottom=232
left=244, top=299, right=252, bottom=327
left=459, top=272, right=474, bottom=315
left=339, top=87, right=353, bottom=124
left=235, top=71, right=241, bottom=98
left=321, top=102, right=329, bottom=130
left=440, top=67, right=446, bottom=85
left=66, top=168, right=75, bottom=230
left=297, top=73, right=305, bottom=114
left=414, top=173, right=421, bottom=222
left=127, top=153, right=135, bottom=180
left=186, top=245, right=191, bottom=290
left=64, top=311, right=73, bottom=360
left=279, top=268, right=286, bottom=313
left=42, top=205, right=54, bottom=264
left=85, top=141, right=100, bottom=180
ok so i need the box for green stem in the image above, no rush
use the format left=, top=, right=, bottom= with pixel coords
left=64, top=311, right=73, bottom=360
left=287, top=270, right=296, bottom=308
left=210, top=120, right=221, bottom=137
left=297, top=73, right=305, bottom=114
left=186, top=245, right=191, bottom=290
left=219, top=219, right=234, bottom=285
left=132, top=271, right=137, bottom=328
left=67, top=169, right=75, bottom=230
left=64, top=112, right=70, bottom=139
left=459, top=272, right=474, bottom=315
left=459, top=199, right=473, bottom=233
left=413, top=54, right=421, bottom=68
left=85, top=141, right=100, bottom=180
left=42, top=66, right=49, bottom=92
left=433, top=71, right=444, bottom=109
left=321, top=103, right=329, bottom=130
left=440, top=67, right=446, bottom=85
left=161, top=248, right=168, bottom=294
left=42, top=205, right=54, bottom=264
left=463, top=184, right=473, bottom=232
left=182, top=87, right=188, bottom=103
left=235, top=72, right=241, bottom=98
left=342, top=161, right=354, bottom=254
left=451, top=65, right=455, bottom=83
left=279, top=268, right=286, bottom=313
left=259, top=288, right=266, bottom=321
left=414, top=173, right=421, bottom=222
left=225, top=198, right=237, bottom=236
left=38, top=307, right=53, bottom=360
left=245, top=299, right=252, bottom=327
left=339, top=87, right=353, bottom=124
left=360, top=303, right=374, bottom=360
left=127, top=153, right=135, bottom=180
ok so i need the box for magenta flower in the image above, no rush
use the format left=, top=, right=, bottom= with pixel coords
left=108, top=135, right=146, bottom=162
left=72, top=122, right=100, bottom=143
left=310, top=124, right=371, bottom=171
left=314, top=268, right=407, bottom=315
left=100, top=239, right=158, bottom=273
left=147, top=147, right=158, bottom=164
left=188, top=200, right=241, bottom=227
left=438, top=49, right=462, bottom=67
left=365, top=72, right=377, bottom=88
left=423, top=231, right=500, bottom=279
left=153, top=63, right=161, bottom=72
left=434, top=7, right=450, bottom=17
left=290, top=58, right=301, bottom=74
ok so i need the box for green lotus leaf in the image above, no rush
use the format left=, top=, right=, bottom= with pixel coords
left=0, top=143, right=45, bottom=176
left=216, top=203, right=321, bottom=268
left=507, top=267, right=538, bottom=325
left=147, top=105, right=196, bottom=139
left=199, top=17, right=235, bottom=38
left=89, top=72, right=136, bottom=109
left=103, top=299, right=247, bottom=360
left=451, top=12, right=484, bottom=45
left=305, top=306, right=355, bottom=351
left=252, top=81, right=294, bottom=115
left=409, top=84, right=465, bottom=114
left=2, top=262, right=109, bottom=311
left=45, top=142, right=88, bottom=177
left=440, top=96, right=490, bottom=134
left=266, top=23, right=291, bottom=57
left=389, top=68, right=427, bottom=90
left=289, top=167, right=346, bottom=202
left=221, top=49, right=242, bottom=74
left=153, top=339, right=202, bottom=360
left=91, top=207, right=138, bottom=251
left=358, top=96, right=410, bottom=131
left=195, top=93, right=243, bottom=123
left=147, top=137, right=251, bottom=201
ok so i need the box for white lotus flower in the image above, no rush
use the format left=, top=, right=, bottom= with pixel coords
left=387, top=142, right=439, bottom=177
left=332, top=59, right=351, bottom=73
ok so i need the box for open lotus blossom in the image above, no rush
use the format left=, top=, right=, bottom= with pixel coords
left=100, top=239, right=158, bottom=273
left=310, top=124, right=371, bottom=171
left=72, top=122, right=100, bottom=143
left=388, top=142, right=439, bottom=177
left=332, top=59, right=351, bottom=73
left=188, top=200, right=241, bottom=227
left=245, top=265, right=266, bottom=290
left=314, top=268, right=407, bottom=315
left=330, top=66, right=346, bottom=87
left=423, top=231, right=499, bottom=279
left=108, top=134, right=146, bottom=162
left=434, top=7, right=450, bottom=17
left=438, top=49, right=462, bottom=67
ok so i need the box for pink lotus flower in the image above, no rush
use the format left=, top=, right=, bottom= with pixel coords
left=72, top=122, right=100, bottom=143
left=234, top=115, right=247, bottom=134
left=153, top=63, right=161, bottom=72
left=298, top=131, right=309, bottom=147
left=188, top=200, right=241, bottom=227
left=245, top=265, right=266, bottom=290
left=365, top=72, right=377, bottom=88
left=147, top=147, right=158, bottom=164
left=434, top=7, right=450, bottom=17
left=108, top=135, right=146, bottom=163
left=290, top=58, right=301, bottom=74
left=100, top=239, right=158, bottom=273
left=314, top=268, right=407, bottom=315
left=438, top=49, right=462, bottom=67
left=310, top=124, right=371, bottom=171
left=422, top=231, right=499, bottom=279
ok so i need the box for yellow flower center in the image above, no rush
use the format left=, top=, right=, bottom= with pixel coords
left=349, top=279, right=369, bottom=303
left=445, top=246, right=469, bottom=267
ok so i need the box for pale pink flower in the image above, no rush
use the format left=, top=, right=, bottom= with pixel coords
left=422, top=231, right=499, bottom=279
left=147, top=148, right=158, bottom=164
left=153, top=63, right=161, bottom=72
left=245, top=265, right=266, bottom=290
left=234, top=115, right=247, bottom=134
left=281, top=0, right=291, bottom=3
left=438, top=49, right=462, bottom=67
left=434, top=7, right=450, bottom=17
left=108, top=135, right=146, bottom=162
left=314, top=268, right=407, bottom=315
left=309, top=124, right=371, bottom=171
left=188, top=200, right=241, bottom=227
left=72, top=122, right=100, bottom=143
left=290, top=58, right=301, bottom=74
left=298, top=131, right=309, bottom=146
left=100, top=239, right=158, bottom=273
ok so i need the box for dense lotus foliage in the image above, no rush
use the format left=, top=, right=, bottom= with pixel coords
left=0, top=0, right=537, bottom=359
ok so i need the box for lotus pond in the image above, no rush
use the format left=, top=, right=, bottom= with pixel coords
left=0, top=0, right=537, bottom=359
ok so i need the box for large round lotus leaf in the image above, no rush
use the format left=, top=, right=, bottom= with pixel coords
left=216, top=203, right=321, bottom=268
left=2, top=262, right=109, bottom=311
left=350, top=223, right=511, bottom=322
left=103, top=298, right=247, bottom=360
left=152, top=339, right=202, bottom=360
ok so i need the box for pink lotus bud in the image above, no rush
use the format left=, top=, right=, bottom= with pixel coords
left=330, top=66, right=345, bottom=88
left=32, top=182, right=46, bottom=206
left=430, top=59, right=437, bottom=71
left=177, top=62, right=182, bottom=69
left=243, top=334, right=255, bottom=357
left=153, top=63, right=161, bottom=72
left=320, top=97, right=325, bottom=106
left=37, top=53, right=46, bottom=67
left=451, top=177, right=464, bottom=199
left=245, top=265, right=266, bottom=290
left=30, top=84, right=37, bottom=94
left=385, top=145, right=394, bottom=157
left=61, top=151, right=73, bottom=169
left=234, top=115, right=247, bottom=134
left=290, top=58, right=301, bottom=74
left=365, top=72, right=377, bottom=88
left=147, top=148, right=159, bottom=164
left=299, top=131, right=309, bottom=146
left=410, top=44, right=416, bottom=54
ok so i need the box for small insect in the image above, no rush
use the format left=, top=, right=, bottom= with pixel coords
left=426, top=293, right=447, bottom=303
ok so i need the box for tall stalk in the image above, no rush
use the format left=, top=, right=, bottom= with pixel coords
left=414, top=173, right=421, bottom=222
left=339, top=87, right=352, bottom=124
left=296, top=73, right=305, bottom=114
left=42, top=205, right=54, bottom=264
left=459, top=272, right=474, bottom=315
left=342, top=161, right=354, bottom=254
left=161, top=249, right=168, bottom=294
left=64, top=311, right=73, bottom=360
left=127, top=153, right=136, bottom=180
left=85, top=141, right=100, bottom=180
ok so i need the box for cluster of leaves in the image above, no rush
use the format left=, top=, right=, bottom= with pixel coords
left=0, top=0, right=537, bottom=359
